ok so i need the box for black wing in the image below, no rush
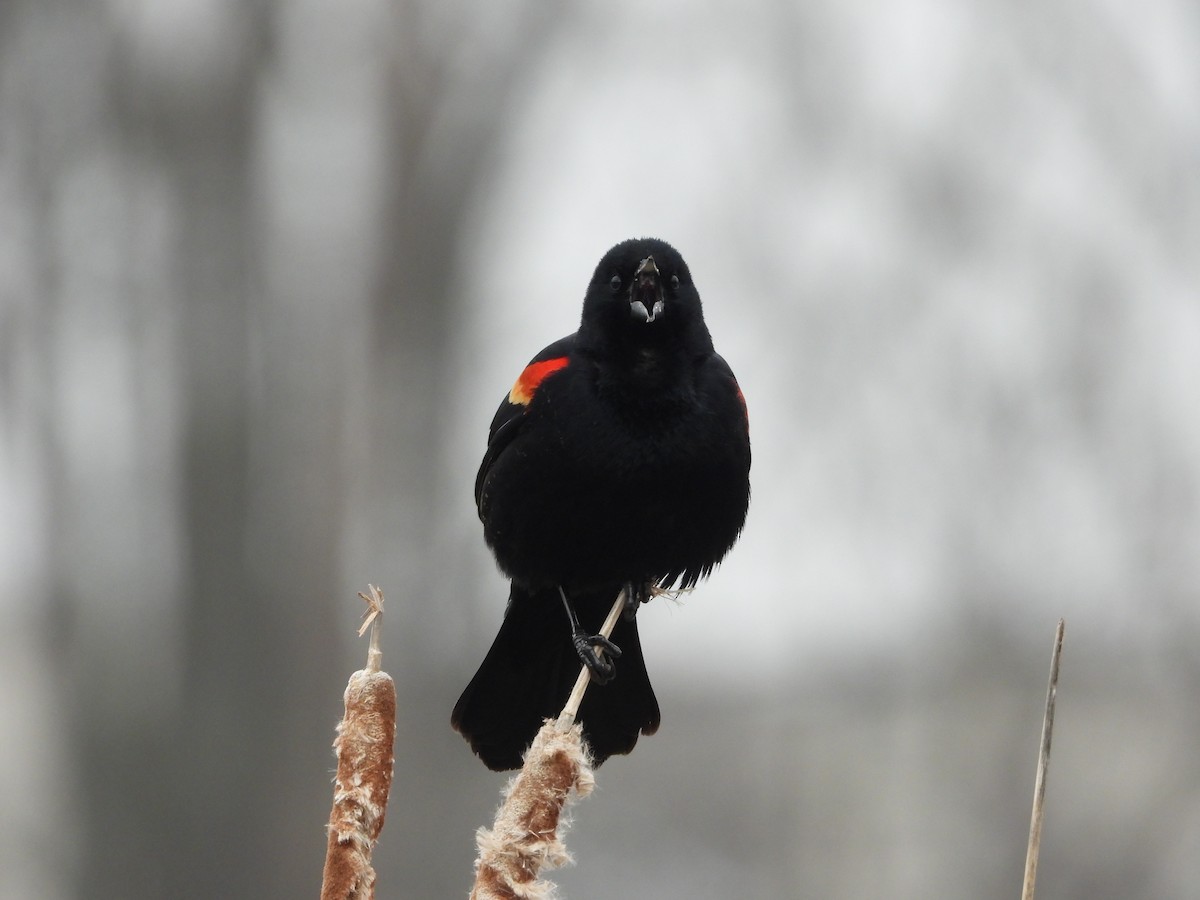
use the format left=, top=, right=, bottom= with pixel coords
left=706, top=350, right=749, bottom=432
left=474, top=335, right=576, bottom=515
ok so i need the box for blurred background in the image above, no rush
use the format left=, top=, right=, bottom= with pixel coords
left=2, top=0, right=1199, bottom=897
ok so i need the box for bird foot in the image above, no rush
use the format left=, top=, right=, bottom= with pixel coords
left=572, top=631, right=622, bottom=684
left=621, top=581, right=652, bottom=621
left=558, top=586, right=624, bottom=683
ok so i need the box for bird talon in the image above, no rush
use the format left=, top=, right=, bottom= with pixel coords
left=574, top=633, right=621, bottom=683
left=621, top=581, right=652, bottom=621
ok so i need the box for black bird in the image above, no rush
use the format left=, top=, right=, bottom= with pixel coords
left=452, top=237, right=751, bottom=770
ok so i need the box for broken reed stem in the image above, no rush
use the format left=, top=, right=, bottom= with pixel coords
left=321, top=585, right=397, bottom=900
left=1021, top=618, right=1065, bottom=900
left=470, top=721, right=596, bottom=899
left=556, top=588, right=628, bottom=732
left=357, top=584, right=384, bottom=673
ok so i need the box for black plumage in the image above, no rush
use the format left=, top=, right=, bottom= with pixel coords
left=452, top=237, right=751, bottom=770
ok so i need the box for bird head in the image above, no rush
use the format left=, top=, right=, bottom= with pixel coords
left=579, top=237, right=711, bottom=356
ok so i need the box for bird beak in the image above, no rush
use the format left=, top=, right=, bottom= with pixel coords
left=629, top=255, right=665, bottom=324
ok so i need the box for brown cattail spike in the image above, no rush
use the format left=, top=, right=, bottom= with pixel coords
left=321, top=586, right=397, bottom=900
left=470, top=721, right=595, bottom=899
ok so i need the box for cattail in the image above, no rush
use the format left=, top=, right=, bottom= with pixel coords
left=1021, top=619, right=1065, bottom=900
left=469, top=589, right=625, bottom=899
left=321, top=586, right=396, bottom=900
left=470, top=721, right=595, bottom=900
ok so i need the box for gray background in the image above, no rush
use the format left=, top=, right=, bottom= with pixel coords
left=2, top=0, right=1198, bottom=897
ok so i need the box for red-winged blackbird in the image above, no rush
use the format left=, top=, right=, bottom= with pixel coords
left=452, top=237, right=751, bottom=770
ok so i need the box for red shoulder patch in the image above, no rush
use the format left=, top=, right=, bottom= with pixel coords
left=508, top=356, right=569, bottom=406
left=735, top=381, right=749, bottom=428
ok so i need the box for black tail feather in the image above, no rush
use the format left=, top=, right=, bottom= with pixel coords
left=451, top=584, right=660, bottom=771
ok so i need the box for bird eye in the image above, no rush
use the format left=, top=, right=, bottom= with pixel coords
left=609, top=275, right=622, bottom=292
left=670, top=274, right=680, bottom=289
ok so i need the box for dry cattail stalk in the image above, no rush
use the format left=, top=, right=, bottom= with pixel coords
left=469, top=589, right=625, bottom=899
left=1021, top=618, right=1065, bottom=900
left=321, top=585, right=397, bottom=900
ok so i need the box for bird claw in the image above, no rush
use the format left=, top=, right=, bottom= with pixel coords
left=573, top=632, right=622, bottom=684
left=621, top=581, right=650, bottom=621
